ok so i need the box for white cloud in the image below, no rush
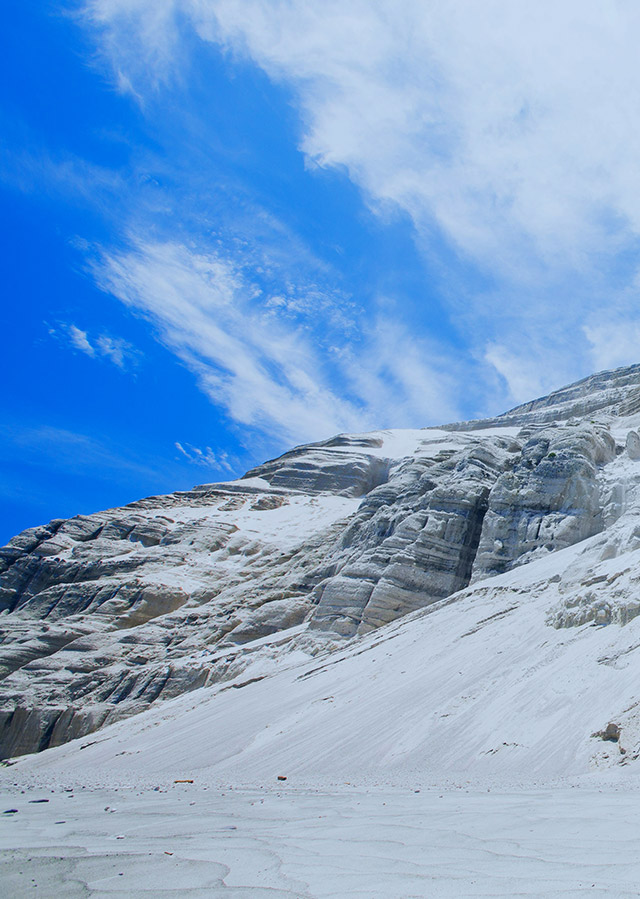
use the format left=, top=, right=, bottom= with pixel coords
left=82, top=1, right=640, bottom=271
left=484, top=344, right=551, bottom=407
left=175, top=441, right=235, bottom=472
left=78, top=0, right=640, bottom=420
left=51, top=323, right=137, bottom=369
left=94, top=334, right=134, bottom=368
left=81, top=0, right=182, bottom=98
left=584, top=319, right=640, bottom=374
left=68, top=324, right=95, bottom=357
left=335, top=315, right=467, bottom=426
left=92, top=240, right=355, bottom=442
left=90, top=239, right=467, bottom=443
left=1, top=143, right=124, bottom=203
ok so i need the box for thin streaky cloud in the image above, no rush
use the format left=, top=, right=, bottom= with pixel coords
left=0, top=424, right=160, bottom=481
left=90, top=238, right=466, bottom=442
left=1, top=142, right=125, bottom=204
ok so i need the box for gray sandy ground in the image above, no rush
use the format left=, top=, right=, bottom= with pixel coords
left=1, top=779, right=640, bottom=898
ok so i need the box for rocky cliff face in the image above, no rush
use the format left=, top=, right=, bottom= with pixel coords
left=3, top=363, right=640, bottom=757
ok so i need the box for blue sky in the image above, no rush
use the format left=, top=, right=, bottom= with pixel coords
left=3, top=1, right=640, bottom=543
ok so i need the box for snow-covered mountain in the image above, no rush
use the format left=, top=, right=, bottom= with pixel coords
left=5, top=365, right=640, bottom=897
left=3, top=361, right=640, bottom=771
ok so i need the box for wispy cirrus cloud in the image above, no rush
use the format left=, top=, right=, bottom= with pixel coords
left=0, top=423, right=158, bottom=481
left=91, top=239, right=358, bottom=443
left=80, top=0, right=640, bottom=407
left=175, top=441, right=235, bottom=472
left=80, top=0, right=182, bottom=98
left=0, top=141, right=125, bottom=205
left=49, top=322, right=138, bottom=369
left=90, top=239, right=466, bottom=444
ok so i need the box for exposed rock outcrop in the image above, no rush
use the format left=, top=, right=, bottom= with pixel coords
left=309, top=437, right=515, bottom=636
left=626, top=430, right=640, bottom=460
left=0, top=484, right=358, bottom=756
left=244, top=437, right=391, bottom=496
left=470, top=423, right=615, bottom=580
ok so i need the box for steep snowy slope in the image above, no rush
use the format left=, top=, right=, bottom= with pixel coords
left=3, top=363, right=640, bottom=759
left=13, top=499, right=640, bottom=785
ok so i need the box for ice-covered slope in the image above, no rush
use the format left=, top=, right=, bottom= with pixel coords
left=3, top=363, right=640, bottom=758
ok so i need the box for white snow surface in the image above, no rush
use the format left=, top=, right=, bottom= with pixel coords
left=4, top=503, right=640, bottom=896
left=319, top=426, right=521, bottom=460
left=170, top=493, right=361, bottom=551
